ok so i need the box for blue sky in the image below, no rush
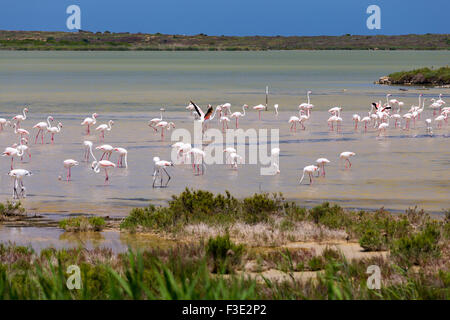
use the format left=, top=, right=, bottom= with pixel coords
left=0, top=0, right=449, bottom=35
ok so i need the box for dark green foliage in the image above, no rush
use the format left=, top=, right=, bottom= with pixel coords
left=121, top=188, right=283, bottom=231
left=391, top=222, right=442, bottom=267
left=359, top=228, right=385, bottom=251
left=0, top=31, right=448, bottom=51
left=206, top=234, right=244, bottom=274
left=0, top=201, right=25, bottom=218
left=388, top=66, right=450, bottom=85
left=59, top=216, right=106, bottom=232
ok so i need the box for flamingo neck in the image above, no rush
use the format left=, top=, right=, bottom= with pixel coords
left=307, top=92, right=310, bottom=104
left=242, top=106, right=246, bottom=116
left=47, top=116, right=52, bottom=127
left=22, top=109, right=27, bottom=119
left=92, top=114, right=97, bottom=124
left=89, top=144, right=98, bottom=163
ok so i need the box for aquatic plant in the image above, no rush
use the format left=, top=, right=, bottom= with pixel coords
left=59, top=216, right=106, bottom=232
left=0, top=201, right=25, bottom=220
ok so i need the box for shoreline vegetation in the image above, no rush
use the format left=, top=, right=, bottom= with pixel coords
left=0, top=31, right=449, bottom=51
left=1, top=189, right=449, bottom=299
left=376, top=66, right=450, bottom=87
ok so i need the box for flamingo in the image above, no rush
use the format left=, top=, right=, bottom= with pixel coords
left=33, top=116, right=53, bottom=144
left=327, top=115, right=338, bottom=131
left=83, top=140, right=93, bottom=162
left=172, top=142, right=185, bottom=163
left=328, top=106, right=342, bottom=117
left=178, top=143, right=192, bottom=164
left=89, top=143, right=115, bottom=182
left=96, top=144, right=114, bottom=160
left=16, top=138, right=31, bottom=161
left=253, top=104, right=265, bottom=120
left=190, top=148, right=206, bottom=175
left=402, top=113, right=412, bottom=130
left=436, top=93, right=446, bottom=106
left=361, top=114, right=371, bottom=132
left=2, top=144, right=23, bottom=170
left=13, top=123, right=29, bottom=139
left=352, top=114, right=361, bottom=130
left=316, top=158, right=330, bottom=177
left=228, top=152, right=242, bottom=169
left=434, top=113, right=447, bottom=129
left=152, top=156, right=174, bottom=188
left=274, top=104, right=279, bottom=117
left=148, top=108, right=165, bottom=131
left=95, top=120, right=114, bottom=141
left=155, top=121, right=175, bottom=140
left=339, top=152, right=355, bottom=169
left=189, top=101, right=217, bottom=132
left=271, top=147, right=280, bottom=174
left=47, top=122, right=63, bottom=143
left=299, top=165, right=319, bottom=185
left=63, top=159, right=79, bottom=181
left=8, top=169, right=32, bottom=199
left=425, top=119, right=433, bottom=135
left=230, top=104, right=248, bottom=129
left=429, top=99, right=443, bottom=116
left=220, top=116, right=230, bottom=132
left=12, top=107, right=28, bottom=128
left=0, top=118, right=11, bottom=131
left=223, top=147, right=237, bottom=165
left=289, top=114, right=301, bottom=132
left=114, top=147, right=128, bottom=168
left=299, top=108, right=311, bottom=130
left=221, top=103, right=232, bottom=116
left=81, top=113, right=98, bottom=135
left=299, top=91, right=313, bottom=111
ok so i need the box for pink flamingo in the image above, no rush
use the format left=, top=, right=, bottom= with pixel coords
left=152, top=156, right=174, bottom=188
left=96, top=120, right=114, bottom=141
left=13, top=123, right=30, bottom=139
left=299, top=165, right=319, bottom=185
left=339, top=152, right=356, bottom=169
left=88, top=143, right=115, bottom=183
left=47, top=122, right=63, bottom=143
left=2, top=144, right=23, bottom=170
left=114, top=147, right=128, bottom=168
left=315, top=158, right=330, bottom=177
left=253, top=104, right=265, bottom=120
left=96, top=144, right=114, bottom=160
left=63, top=159, right=79, bottom=181
left=230, top=105, right=248, bottom=129
left=154, top=121, right=175, bottom=140
left=81, top=113, right=98, bottom=135
left=12, top=107, right=28, bottom=128
left=33, top=116, right=53, bottom=144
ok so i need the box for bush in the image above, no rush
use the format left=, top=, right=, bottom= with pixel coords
left=359, top=228, right=385, bottom=251
left=391, top=222, right=441, bottom=267
left=206, top=234, right=244, bottom=274
left=59, top=216, right=106, bottom=232
left=0, top=201, right=25, bottom=218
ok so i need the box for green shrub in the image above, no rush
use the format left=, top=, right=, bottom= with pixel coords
left=359, top=228, right=385, bottom=251
left=308, top=256, right=325, bottom=271
left=206, top=234, right=244, bottom=274
left=391, top=222, right=441, bottom=267
left=0, top=201, right=25, bottom=218
left=59, top=216, right=106, bottom=232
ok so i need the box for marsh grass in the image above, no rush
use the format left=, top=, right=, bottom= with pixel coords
left=0, top=201, right=25, bottom=221
left=59, top=216, right=106, bottom=232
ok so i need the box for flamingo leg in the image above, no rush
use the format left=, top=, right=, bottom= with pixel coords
left=163, top=168, right=171, bottom=187
left=104, top=168, right=109, bottom=182
left=34, top=129, right=40, bottom=144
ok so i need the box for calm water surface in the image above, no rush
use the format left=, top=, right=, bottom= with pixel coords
left=0, top=51, right=449, bottom=251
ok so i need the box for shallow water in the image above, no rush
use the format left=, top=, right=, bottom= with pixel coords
left=0, top=50, right=449, bottom=251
